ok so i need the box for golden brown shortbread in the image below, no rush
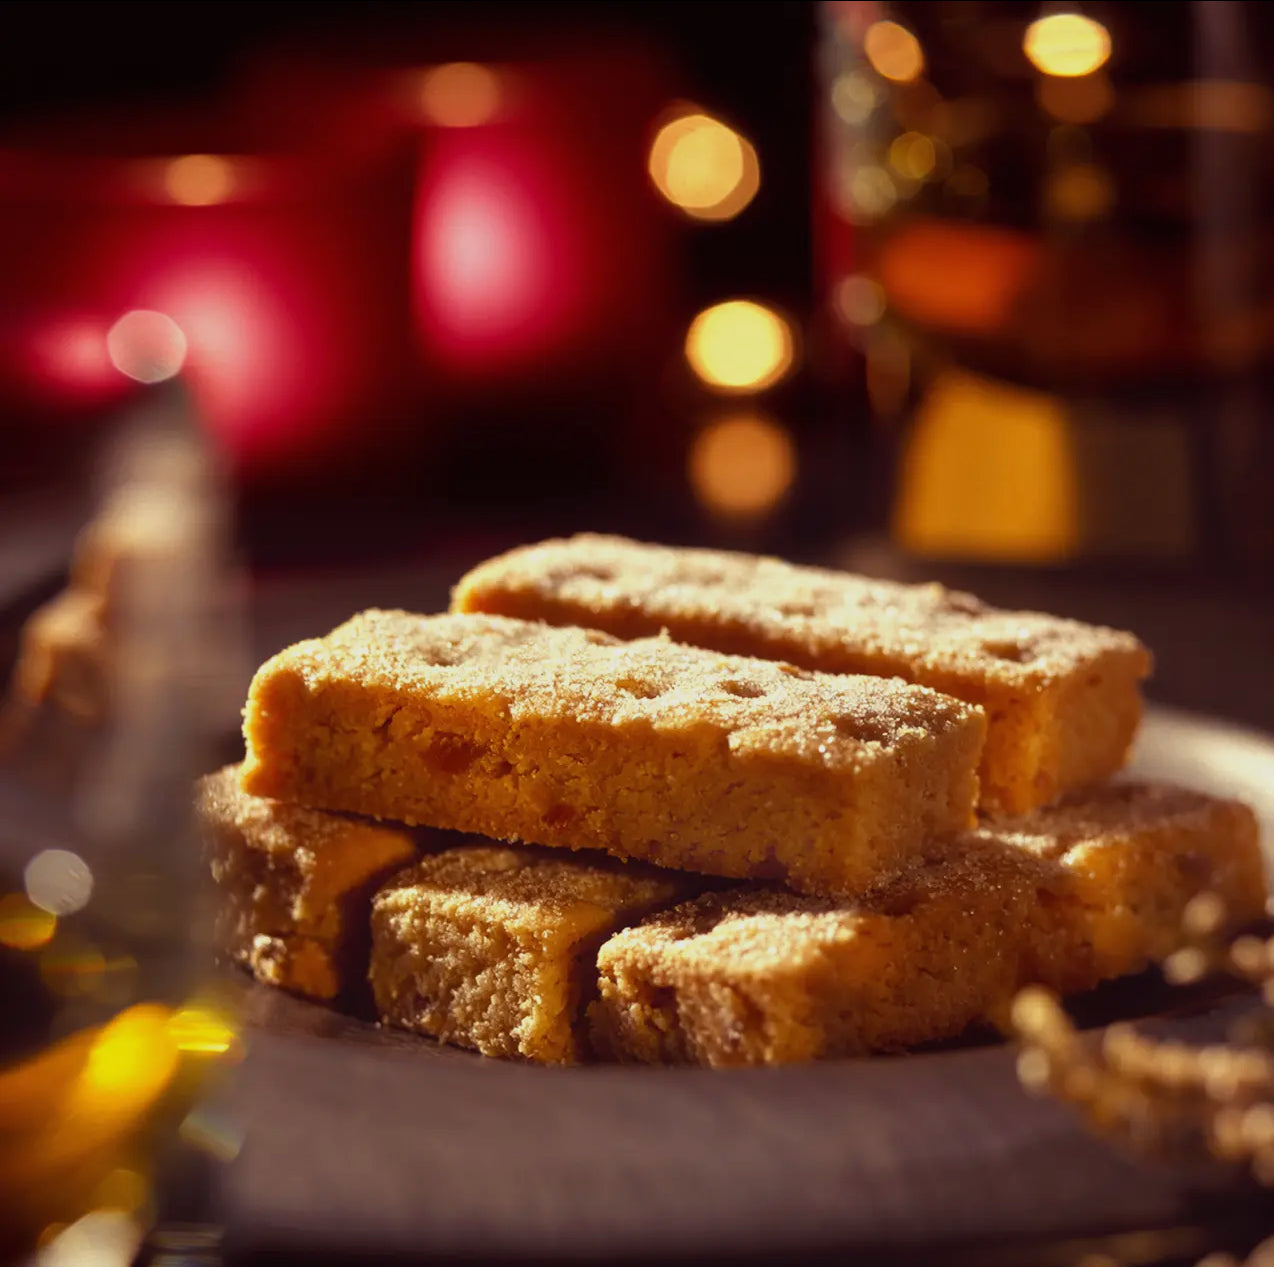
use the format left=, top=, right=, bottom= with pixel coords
left=591, top=783, right=1265, bottom=1066
left=453, top=535, right=1151, bottom=814
left=371, top=845, right=701, bottom=1063
left=197, top=765, right=417, bottom=1002
left=241, top=610, right=986, bottom=897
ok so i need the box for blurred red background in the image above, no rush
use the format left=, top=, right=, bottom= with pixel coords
left=0, top=2, right=830, bottom=562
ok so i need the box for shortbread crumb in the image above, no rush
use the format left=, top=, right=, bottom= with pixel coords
left=371, top=844, right=701, bottom=1062
left=197, top=765, right=417, bottom=1001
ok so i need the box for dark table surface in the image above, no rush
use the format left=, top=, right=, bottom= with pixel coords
left=5, top=516, right=1274, bottom=1265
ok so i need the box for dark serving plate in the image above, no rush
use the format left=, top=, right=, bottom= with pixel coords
left=207, top=706, right=1274, bottom=1265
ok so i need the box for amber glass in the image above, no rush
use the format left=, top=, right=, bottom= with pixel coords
left=0, top=387, right=245, bottom=1260
left=820, top=1, right=1274, bottom=573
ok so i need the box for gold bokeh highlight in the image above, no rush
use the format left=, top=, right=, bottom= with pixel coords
left=864, top=21, right=925, bottom=84
left=649, top=111, right=760, bottom=221
left=1044, top=163, right=1115, bottom=222
left=1037, top=71, right=1114, bottom=123
left=0, top=893, right=56, bottom=950
left=419, top=62, right=502, bottom=128
left=1024, top=13, right=1112, bottom=79
left=689, top=413, right=797, bottom=519
left=79, top=1005, right=181, bottom=1108
left=684, top=300, right=794, bottom=392
left=167, top=1003, right=240, bottom=1057
left=845, top=165, right=897, bottom=221
left=894, top=369, right=1080, bottom=562
left=831, top=73, right=877, bottom=125
left=888, top=131, right=937, bottom=181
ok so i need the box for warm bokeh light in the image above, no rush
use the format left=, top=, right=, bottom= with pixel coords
left=895, top=368, right=1079, bottom=561
left=876, top=219, right=1036, bottom=337
left=1044, top=162, right=1115, bottom=222
left=24, top=849, right=93, bottom=917
left=419, top=62, right=502, bottom=127
left=163, top=154, right=235, bottom=206
left=842, top=164, right=897, bottom=222
left=77, top=1005, right=179, bottom=1110
left=0, top=1004, right=199, bottom=1256
left=648, top=110, right=760, bottom=221
left=864, top=20, right=925, bottom=84
left=1037, top=71, right=1114, bottom=122
left=1024, top=12, right=1112, bottom=78
left=689, top=413, right=797, bottom=519
left=106, top=310, right=187, bottom=384
left=138, top=255, right=334, bottom=460
left=831, top=73, right=877, bottom=126
left=0, top=893, right=57, bottom=950
left=416, top=141, right=577, bottom=361
left=25, top=318, right=119, bottom=403
left=167, top=1004, right=239, bottom=1056
left=684, top=300, right=794, bottom=392
left=888, top=131, right=937, bottom=181
left=834, top=274, right=886, bottom=327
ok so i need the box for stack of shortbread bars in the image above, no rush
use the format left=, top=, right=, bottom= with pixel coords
left=197, top=535, right=1267, bottom=1066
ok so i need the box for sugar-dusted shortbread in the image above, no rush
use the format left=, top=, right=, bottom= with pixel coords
left=592, top=783, right=1265, bottom=1066
left=370, top=844, right=700, bottom=1063
left=1014, top=782, right=1266, bottom=992
left=452, top=535, right=1151, bottom=814
left=592, top=850, right=1034, bottom=1066
left=196, top=765, right=417, bottom=1002
left=240, top=610, right=986, bottom=898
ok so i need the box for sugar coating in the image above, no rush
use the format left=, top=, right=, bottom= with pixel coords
left=196, top=764, right=417, bottom=1001
left=592, top=782, right=1266, bottom=1066
left=592, top=850, right=1034, bottom=1065
left=996, top=782, right=1267, bottom=992
left=241, top=610, right=985, bottom=897
left=452, top=534, right=1152, bottom=814
left=370, top=844, right=701, bottom=1063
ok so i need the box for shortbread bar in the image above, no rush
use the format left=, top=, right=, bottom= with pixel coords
left=452, top=535, right=1152, bottom=814
left=592, top=783, right=1264, bottom=1066
left=241, top=610, right=986, bottom=897
left=371, top=844, right=701, bottom=1063
left=1017, top=782, right=1266, bottom=993
left=196, top=765, right=417, bottom=1002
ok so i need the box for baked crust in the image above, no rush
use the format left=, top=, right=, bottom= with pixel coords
left=370, top=844, right=700, bottom=1063
left=591, top=782, right=1266, bottom=1066
left=241, top=610, right=986, bottom=898
left=196, top=764, right=417, bottom=1002
left=453, top=535, right=1152, bottom=814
